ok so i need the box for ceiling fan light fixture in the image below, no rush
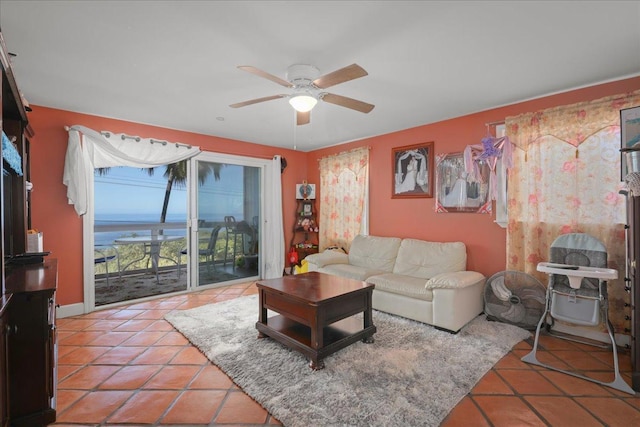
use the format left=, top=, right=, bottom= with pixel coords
left=289, top=94, right=317, bottom=112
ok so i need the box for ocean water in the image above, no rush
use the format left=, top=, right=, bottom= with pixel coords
left=94, top=213, right=188, bottom=246
left=93, top=212, right=243, bottom=246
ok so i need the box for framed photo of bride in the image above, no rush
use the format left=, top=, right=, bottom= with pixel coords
left=391, top=142, right=434, bottom=198
left=435, top=152, right=491, bottom=213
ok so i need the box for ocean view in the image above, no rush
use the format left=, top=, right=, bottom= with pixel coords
left=94, top=212, right=241, bottom=246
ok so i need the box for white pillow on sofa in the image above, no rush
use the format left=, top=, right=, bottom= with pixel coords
left=305, top=250, right=349, bottom=268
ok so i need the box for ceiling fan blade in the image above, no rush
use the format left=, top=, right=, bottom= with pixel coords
left=229, top=94, right=288, bottom=108
left=321, top=93, right=375, bottom=114
left=297, top=111, right=310, bottom=126
left=313, top=64, right=368, bottom=89
left=238, top=66, right=293, bottom=88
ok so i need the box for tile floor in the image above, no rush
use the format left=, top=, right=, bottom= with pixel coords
left=53, top=281, right=640, bottom=426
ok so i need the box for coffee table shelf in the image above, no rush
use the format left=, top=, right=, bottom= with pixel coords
left=257, top=315, right=375, bottom=363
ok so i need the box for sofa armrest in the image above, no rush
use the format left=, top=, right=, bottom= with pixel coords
left=305, top=250, right=350, bottom=268
left=425, top=271, right=485, bottom=290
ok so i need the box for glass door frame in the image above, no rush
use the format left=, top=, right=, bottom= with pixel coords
left=187, top=151, right=267, bottom=289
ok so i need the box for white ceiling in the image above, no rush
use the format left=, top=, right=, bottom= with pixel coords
left=1, top=1, right=639, bottom=152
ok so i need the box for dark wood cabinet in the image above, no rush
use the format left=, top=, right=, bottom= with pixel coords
left=625, top=192, right=640, bottom=391
left=0, top=296, right=10, bottom=427
left=4, top=260, right=57, bottom=426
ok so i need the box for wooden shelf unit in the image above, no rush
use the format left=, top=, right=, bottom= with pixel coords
left=289, top=199, right=319, bottom=272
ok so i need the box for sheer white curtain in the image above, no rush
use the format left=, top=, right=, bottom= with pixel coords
left=63, top=125, right=201, bottom=215
left=263, top=155, right=285, bottom=278
left=505, top=90, right=640, bottom=332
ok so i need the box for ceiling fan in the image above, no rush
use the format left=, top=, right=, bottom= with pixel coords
left=230, top=63, right=375, bottom=125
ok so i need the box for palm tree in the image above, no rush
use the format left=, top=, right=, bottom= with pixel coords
left=157, top=160, right=223, bottom=225
left=96, top=161, right=224, bottom=227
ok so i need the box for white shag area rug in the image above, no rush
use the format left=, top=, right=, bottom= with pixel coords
left=165, top=294, right=530, bottom=427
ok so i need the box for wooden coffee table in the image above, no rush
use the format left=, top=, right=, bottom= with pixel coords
left=255, top=271, right=376, bottom=370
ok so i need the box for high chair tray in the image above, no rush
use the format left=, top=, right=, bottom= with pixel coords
left=537, top=262, right=618, bottom=289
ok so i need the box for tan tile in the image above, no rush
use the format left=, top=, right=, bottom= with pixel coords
left=58, top=365, right=121, bottom=390
left=471, top=370, right=514, bottom=395
left=107, top=309, right=147, bottom=320
left=144, top=319, right=176, bottom=331
left=497, top=370, right=563, bottom=395
left=551, top=350, right=613, bottom=371
left=92, top=346, right=147, bottom=364
left=87, top=331, right=136, bottom=346
left=160, top=390, right=226, bottom=424
left=57, top=346, right=111, bottom=365
left=58, top=330, right=105, bottom=346
left=106, top=390, right=179, bottom=424
left=155, top=331, right=189, bottom=345
left=98, top=365, right=161, bottom=389
left=143, top=365, right=200, bottom=389
left=525, top=396, right=604, bottom=426
left=131, top=346, right=181, bottom=364
left=57, top=364, right=82, bottom=382
left=169, top=346, right=209, bottom=364
left=56, top=390, right=133, bottom=424
left=85, top=319, right=128, bottom=330
left=441, top=396, right=490, bottom=427
left=133, top=308, right=171, bottom=319
left=474, top=395, right=546, bottom=427
left=493, top=352, right=532, bottom=369
left=189, top=365, right=233, bottom=389
left=55, top=389, right=86, bottom=414
left=57, top=318, right=98, bottom=331
left=121, top=330, right=167, bottom=346
left=539, top=370, right=614, bottom=396
left=575, top=397, right=640, bottom=425
left=113, top=318, right=156, bottom=331
left=215, top=390, right=269, bottom=424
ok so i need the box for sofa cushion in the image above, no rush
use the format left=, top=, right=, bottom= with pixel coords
left=318, top=264, right=385, bottom=281
left=425, top=271, right=485, bottom=289
left=348, top=235, right=402, bottom=272
left=304, top=250, right=349, bottom=268
left=393, top=239, right=466, bottom=279
left=366, top=273, right=433, bottom=302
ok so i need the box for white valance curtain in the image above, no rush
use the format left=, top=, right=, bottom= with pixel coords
left=63, top=125, right=201, bottom=215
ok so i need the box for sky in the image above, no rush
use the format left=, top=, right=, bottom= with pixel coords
left=94, top=163, right=246, bottom=221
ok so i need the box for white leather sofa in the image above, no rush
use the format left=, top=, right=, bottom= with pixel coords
left=304, top=235, right=485, bottom=333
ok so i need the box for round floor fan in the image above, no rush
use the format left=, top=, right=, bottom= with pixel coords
left=484, top=271, right=546, bottom=330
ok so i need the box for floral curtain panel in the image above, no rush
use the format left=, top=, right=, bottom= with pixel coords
left=318, top=147, right=369, bottom=251
left=505, top=89, right=640, bottom=331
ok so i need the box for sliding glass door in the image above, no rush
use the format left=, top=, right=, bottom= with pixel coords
left=93, top=165, right=188, bottom=306
left=86, top=150, right=269, bottom=312
left=190, top=152, right=262, bottom=288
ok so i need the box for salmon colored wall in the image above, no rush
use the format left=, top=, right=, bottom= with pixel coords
left=306, top=76, right=640, bottom=278
left=27, top=77, right=640, bottom=306
left=27, top=107, right=307, bottom=306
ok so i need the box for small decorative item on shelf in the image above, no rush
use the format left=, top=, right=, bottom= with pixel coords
left=296, top=180, right=316, bottom=199
left=288, top=246, right=299, bottom=265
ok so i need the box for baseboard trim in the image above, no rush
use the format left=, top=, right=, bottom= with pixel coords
left=57, top=303, right=85, bottom=319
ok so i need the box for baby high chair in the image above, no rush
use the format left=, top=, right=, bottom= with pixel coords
left=521, top=233, right=635, bottom=395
